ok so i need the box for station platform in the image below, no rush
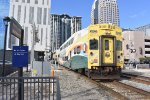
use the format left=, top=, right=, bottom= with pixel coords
left=122, top=68, right=150, bottom=78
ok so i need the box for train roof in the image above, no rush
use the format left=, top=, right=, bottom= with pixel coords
left=60, top=28, right=88, bottom=48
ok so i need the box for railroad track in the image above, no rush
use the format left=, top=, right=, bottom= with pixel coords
left=121, top=73, right=150, bottom=85
left=100, top=81, right=150, bottom=100
left=59, top=66, right=150, bottom=100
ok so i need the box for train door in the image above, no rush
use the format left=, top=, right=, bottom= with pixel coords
left=101, top=37, right=115, bottom=65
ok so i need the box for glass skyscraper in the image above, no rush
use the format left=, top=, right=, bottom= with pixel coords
left=0, top=0, right=10, bottom=49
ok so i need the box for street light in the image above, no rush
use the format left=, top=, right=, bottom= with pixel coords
left=2, top=16, right=11, bottom=77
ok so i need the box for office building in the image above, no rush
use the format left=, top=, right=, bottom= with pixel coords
left=91, top=0, right=120, bottom=26
left=7, top=0, right=51, bottom=55
left=50, top=14, right=82, bottom=51
left=123, top=30, right=150, bottom=63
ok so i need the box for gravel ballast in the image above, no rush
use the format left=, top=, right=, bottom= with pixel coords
left=120, top=80, right=150, bottom=92
left=55, top=67, right=115, bottom=100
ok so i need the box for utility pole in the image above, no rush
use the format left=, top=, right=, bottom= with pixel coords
left=2, top=17, right=10, bottom=77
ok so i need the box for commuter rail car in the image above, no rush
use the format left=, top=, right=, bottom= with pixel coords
left=58, top=24, right=124, bottom=79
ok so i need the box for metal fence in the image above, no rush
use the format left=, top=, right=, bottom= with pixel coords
left=0, top=77, right=61, bottom=100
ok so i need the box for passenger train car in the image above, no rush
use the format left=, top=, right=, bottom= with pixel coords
left=58, top=24, right=124, bottom=79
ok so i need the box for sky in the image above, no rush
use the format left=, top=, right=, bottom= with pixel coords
left=0, top=0, right=9, bottom=49
left=0, top=0, right=150, bottom=49
left=51, top=0, right=150, bottom=29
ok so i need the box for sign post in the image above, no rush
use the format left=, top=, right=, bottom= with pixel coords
left=10, top=17, right=26, bottom=100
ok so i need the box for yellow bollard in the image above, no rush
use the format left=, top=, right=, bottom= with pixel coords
left=51, top=67, right=54, bottom=77
left=51, top=67, right=54, bottom=94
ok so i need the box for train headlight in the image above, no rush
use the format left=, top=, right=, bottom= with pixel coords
left=90, top=52, right=94, bottom=56
left=94, top=59, right=98, bottom=63
left=90, top=59, right=94, bottom=64
left=105, top=52, right=110, bottom=57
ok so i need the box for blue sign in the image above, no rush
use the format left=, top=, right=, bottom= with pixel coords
left=12, top=46, right=28, bottom=67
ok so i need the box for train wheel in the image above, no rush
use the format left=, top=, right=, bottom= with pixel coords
left=87, top=70, right=91, bottom=78
left=81, top=68, right=85, bottom=75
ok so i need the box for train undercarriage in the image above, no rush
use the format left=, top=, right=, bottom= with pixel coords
left=79, top=66, right=122, bottom=80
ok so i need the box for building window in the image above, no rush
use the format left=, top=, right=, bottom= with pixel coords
left=35, top=0, right=38, bottom=4
left=16, top=0, right=19, bottom=2
left=145, top=45, right=150, bottom=48
left=17, top=5, right=21, bottom=22
left=27, top=0, right=30, bottom=3
left=145, top=51, right=150, bottom=54
left=24, top=6, right=26, bottom=23
left=24, top=27, right=28, bottom=45
left=47, top=0, right=49, bottom=5
left=41, top=28, right=43, bottom=45
left=12, top=5, right=15, bottom=17
left=22, top=0, right=25, bottom=3
left=37, top=7, right=42, bottom=24
left=42, top=0, right=44, bottom=5
left=43, top=8, right=47, bottom=25
left=46, top=28, right=48, bottom=47
left=145, top=39, right=150, bottom=42
left=29, top=7, right=34, bottom=24
left=48, top=15, right=50, bottom=25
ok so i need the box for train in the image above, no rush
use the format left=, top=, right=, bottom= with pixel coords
left=57, top=24, right=124, bottom=79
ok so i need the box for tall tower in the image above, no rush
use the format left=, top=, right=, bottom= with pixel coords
left=50, top=14, right=82, bottom=51
left=91, top=0, right=120, bottom=26
left=7, top=0, right=51, bottom=52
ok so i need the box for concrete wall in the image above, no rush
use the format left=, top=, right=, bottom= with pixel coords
left=123, top=31, right=145, bottom=62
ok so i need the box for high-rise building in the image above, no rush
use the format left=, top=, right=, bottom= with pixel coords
left=71, top=16, right=82, bottom=35
left=7, top=0, right=51, bottom=53
left=91, top=0, right=120, bottom=26
left=50, top=14, right=82, bottom=51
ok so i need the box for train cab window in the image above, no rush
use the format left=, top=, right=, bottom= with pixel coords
left=116, top=40, right=122, bottom=51
left=77, top=46, right=80, bottom=54
left=90, top=39, right=98, bottom=50
left=74, top=48, right=77, bottom=54
left=105, top=40, right=109, bottom=50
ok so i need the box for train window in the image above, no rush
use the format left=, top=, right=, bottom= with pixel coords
left=77, top=46, right=80, bottom=54
left=74, top=48, right=77, bottom=54
left=83, top=44, right=86, bottom=53
left=116, top=40, right=122, bottom=51
left=90, top=39, right=98, bottom=50
left=105, top=40, right=109, bottom=50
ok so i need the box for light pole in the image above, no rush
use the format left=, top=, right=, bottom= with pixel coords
left=2, top=16, right=11, bottom=77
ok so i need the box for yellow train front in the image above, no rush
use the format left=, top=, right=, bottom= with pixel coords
left=87, top=24, right=124, bottom=79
